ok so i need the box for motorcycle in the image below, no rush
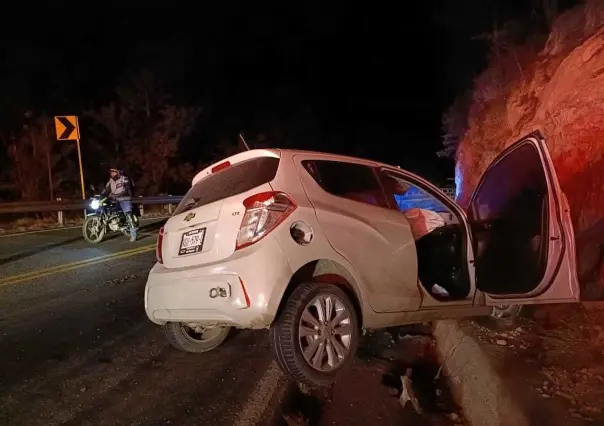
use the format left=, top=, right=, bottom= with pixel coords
left=82, top=194, right=140, bottom=243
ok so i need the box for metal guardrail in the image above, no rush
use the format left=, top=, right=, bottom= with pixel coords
left=0, top=187, right=456, bottom=215
left=0, top=196, right=184, bottom=214
left=0, top=185, right=456, bottom=229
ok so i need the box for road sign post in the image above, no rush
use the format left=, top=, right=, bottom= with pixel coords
left=74, top=118, right=86, bottom=202
left=54, top=115, right=86, bottom=214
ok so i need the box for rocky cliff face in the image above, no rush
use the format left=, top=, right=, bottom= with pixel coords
left=454, top=1, right=604, bottom=298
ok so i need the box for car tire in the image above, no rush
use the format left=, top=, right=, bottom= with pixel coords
left=270, top=282, right=360, bottom=387
left=163, top=322, right=231, bottom=353
left=488, top=304, right=523, bottom=330
left=82, top=216, right=105, bottom=244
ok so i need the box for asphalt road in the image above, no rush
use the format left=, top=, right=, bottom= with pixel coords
left=0, top=221, right=461, bottom=426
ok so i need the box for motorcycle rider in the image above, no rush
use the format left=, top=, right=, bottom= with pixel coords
left=102, top=167, right=137, bottom=242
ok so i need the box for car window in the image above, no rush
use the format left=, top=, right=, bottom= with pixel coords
left=302, top=160, right=388, bottom=208
left=469, top=143, right=548, bottom=224
left=380, top=171, right=450, bottom=213
left=174, top=156, right=280, bottom=215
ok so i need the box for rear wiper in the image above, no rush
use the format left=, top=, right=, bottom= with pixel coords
left=181, top=198, right=200, bottom=213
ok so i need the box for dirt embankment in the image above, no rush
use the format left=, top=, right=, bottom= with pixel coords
left=452, top=1, right=604, bottom=297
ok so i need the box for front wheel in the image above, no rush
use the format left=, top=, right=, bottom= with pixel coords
left=487, top=304, right=523, bottom=330
left=269, top=282, right=360, bottom=387
left=82, top=216, right=105, bottom=244
left=164, top=322, right=231, bottom=353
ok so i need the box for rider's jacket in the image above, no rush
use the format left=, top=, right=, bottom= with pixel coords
left=103, top=175, right=133, bottom=202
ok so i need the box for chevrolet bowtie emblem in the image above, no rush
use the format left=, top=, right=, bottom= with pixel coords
left=184, top=212, right=196, bottom=222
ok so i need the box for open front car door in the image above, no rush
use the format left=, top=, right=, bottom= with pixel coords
left=468, top=131, right=580, bottom=305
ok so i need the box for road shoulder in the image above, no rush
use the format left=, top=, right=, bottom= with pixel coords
left=434, top=306, right=604, bottom=426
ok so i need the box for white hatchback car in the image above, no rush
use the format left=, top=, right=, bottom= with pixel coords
left=145, top=131, right=579, bottom=386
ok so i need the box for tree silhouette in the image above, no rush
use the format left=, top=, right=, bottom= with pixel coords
left=88, top=70, right=201, bottom=194
left=2, top=115, right=76, bottom=201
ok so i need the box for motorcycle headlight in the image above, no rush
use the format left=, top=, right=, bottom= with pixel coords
left=90, top=199, right=100, bottom=210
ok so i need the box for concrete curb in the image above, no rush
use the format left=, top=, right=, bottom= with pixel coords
left=433, top=320, right=529, bottom=426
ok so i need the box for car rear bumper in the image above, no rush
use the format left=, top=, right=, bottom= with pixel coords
left=144, top=235, right=293, bottom=329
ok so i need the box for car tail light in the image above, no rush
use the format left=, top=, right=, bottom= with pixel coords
left=156, top=226, right=165, bottom=263
left=211, top=161, right=231, bottom=173
left=236, top=191, right=297, bottom=250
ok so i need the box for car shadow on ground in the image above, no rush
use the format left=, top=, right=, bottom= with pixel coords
left=0, top=235, right=83, bottom=266
left=0, top=220, right=166, bottom=266
left=358, top=325, right=459, bottom=414
left=274, top=326, right=463, bottom=426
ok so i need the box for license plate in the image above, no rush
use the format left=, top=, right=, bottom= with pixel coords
left=178, top=228, right=206, bottom=256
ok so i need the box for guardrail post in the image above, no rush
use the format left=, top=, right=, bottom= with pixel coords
left=139, top=196, right=144, bottom=217
left=56, top=197, right=64, bottom=226
left=167, top=195, right=174, bottom=215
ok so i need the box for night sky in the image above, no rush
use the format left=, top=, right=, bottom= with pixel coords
left=0, top=1, right=580, bottom=187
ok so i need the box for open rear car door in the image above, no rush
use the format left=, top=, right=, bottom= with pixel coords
left=468, top=131, right=580, bottom=305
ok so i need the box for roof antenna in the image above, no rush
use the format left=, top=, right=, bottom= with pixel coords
left=239, top=133, right=250, bottom=151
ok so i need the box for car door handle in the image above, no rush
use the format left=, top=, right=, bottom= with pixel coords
left=550, top=236, right=560, bottom=241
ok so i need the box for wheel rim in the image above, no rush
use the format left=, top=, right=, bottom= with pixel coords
left=298, top=294, right=353, bottom=372
left=180, top=323, right=223, bottom=343
left=490, top=304, right=520, bottom=319
left=86, top=217, right=102, bottom=240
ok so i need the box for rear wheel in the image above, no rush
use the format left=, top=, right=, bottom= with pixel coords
left=164, top=322, right=231, bottom=353
left=270, top=282, right=360, bottom=387
left=82, top=216, right=105, bottom=244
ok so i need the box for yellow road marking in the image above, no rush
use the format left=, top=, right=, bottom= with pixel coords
left=0, top=244, right=155, bottom=288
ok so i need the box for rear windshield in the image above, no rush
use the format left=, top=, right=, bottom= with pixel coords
left=174, top=156, right=280, bottom=215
